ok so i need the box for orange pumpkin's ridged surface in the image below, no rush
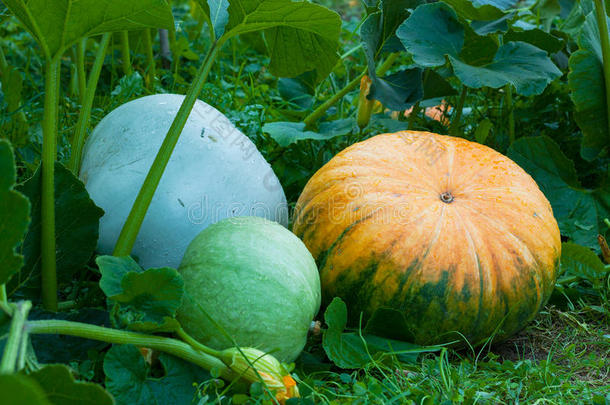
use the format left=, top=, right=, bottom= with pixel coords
left=292, top=131, right=561, bottom=345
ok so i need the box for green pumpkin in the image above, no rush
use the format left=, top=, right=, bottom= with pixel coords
left=176, top=216, right=320, bottom=362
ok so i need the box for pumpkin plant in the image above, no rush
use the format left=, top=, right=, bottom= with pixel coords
left=2, top=0, right=175, bottom=311
left=293, top=131, right=562, bottom=346
left=111, top=0, right=342, bottom=259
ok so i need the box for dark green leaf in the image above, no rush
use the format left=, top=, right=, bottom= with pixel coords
left=442, top=0, right=516, bottom=20
left=507, top=136, right=609, bottom=250
left=459, top=24, right=498, bottom=66
left=3, top=0, right=174, bottom=59
left=470, top=13, right=513, bottom=35
left=223, top=0, right=341, bottom=82
left=474, top=118, right=493, bottom=143
left=368, top=68, right=423, bottom=111
left=567, top=12, right=610, bottom=161
left=28, top=364, right=114, bottom=405
left=560, top=242, right=608, bottom=285
left=322, top=298, right=428, bottom=368
left=97, top=255, right=184, bottom=333
left=397, top=2, right=464, bottom=67
left=364, top=307, right=415, bottom=342
left=0, top=373, right=51, bottom=405
left=12, top=163, right=103, bottom=300
left=322, top=297, right=371, bottom=369
left=450, top=42, right=562, bottom=96
left=0, top=139, right=30, bottom=285
left=104, top=344, right=209, bottom=405
left=422, top=70, right=458, bottom=100
left=263, top=122, right=349, bottom=147
left=504, top=28, right=564, bottom=54
left=278, top=72, right=316, bottom=110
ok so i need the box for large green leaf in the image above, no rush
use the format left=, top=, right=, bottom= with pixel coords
left=397, top=2, right=464, bottom=67
left=398, top=3, right=560, bottom=95
left=568, top=12, right=610, bottom=160
left=368, top=68, right=424, bottom=111
left=28, top=364, right=114, bottom=405
left=3, top=0, right=174, bottom=59
left=104, top=344, right=208, bottom=405
left=220, top=0, right=341, bottom=81
left=97, top=255, right=183, bottom=333
left=11, top=163, right=103, bottom=299
left=0, top=374, right=51, bottom=405
left=450, top=41, right=562, bottom=96
left=507, top=136, right=609, bottom=251
left=0, top=139, right=30, bottom=285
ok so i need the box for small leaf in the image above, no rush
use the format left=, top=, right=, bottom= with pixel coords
left=12, top=163, right=103, bottom=300
left=104, top=344, right=209, bottom=405
left=3, top=0, right=174, bottom=59
left=322, top=297, right=369, bottom=369
left=0, top=373, right=51, bottom=405
left=560, top=242, right=608, bottom=285
left=263, top=122, right=351, bottom=147
left=321, top=298, right=426, bottom=368
left=28, top=364, right=114, bottom=405
left=0, top=139, right=30, bottom=285
left=97, top=255, right=184, bottom=332
left=474, top=118, right=493, bottom=144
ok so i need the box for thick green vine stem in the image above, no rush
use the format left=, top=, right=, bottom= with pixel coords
left=0, top=285, right=7, bottom=304
left=143, top=29, right=156, bottom=90
left=68, top=33, right=111, bottom=174
left=26, top=319, right=238, bottom=380
left=120, top=31, right=132, bottom=76
left=450, top=86, right=468, bottom=137
left=113, top=39, right=224, bottom=255
left=76, top=38, right=87, bottom=103
left=41, top=57, right=61, bottom=312
left=0, top=301, right=32, bottom=374
left=505, top=85, right=515, bottom=144
left=594, top=0, right=610, bottom=139
left=0, top=42, right=7, bottom=72
left=303, top=52, right=399, bottom=129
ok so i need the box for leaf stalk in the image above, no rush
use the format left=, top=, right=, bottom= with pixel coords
left=113, top=38, right=224, bottom=256
left=68, top=33, right=111, bottom=174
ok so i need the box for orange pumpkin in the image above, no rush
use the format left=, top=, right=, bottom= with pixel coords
left=293, top=131, right=561, bottom=345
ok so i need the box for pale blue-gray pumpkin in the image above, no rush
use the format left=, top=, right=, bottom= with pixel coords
left=176, top=216, right=321, bottom=362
